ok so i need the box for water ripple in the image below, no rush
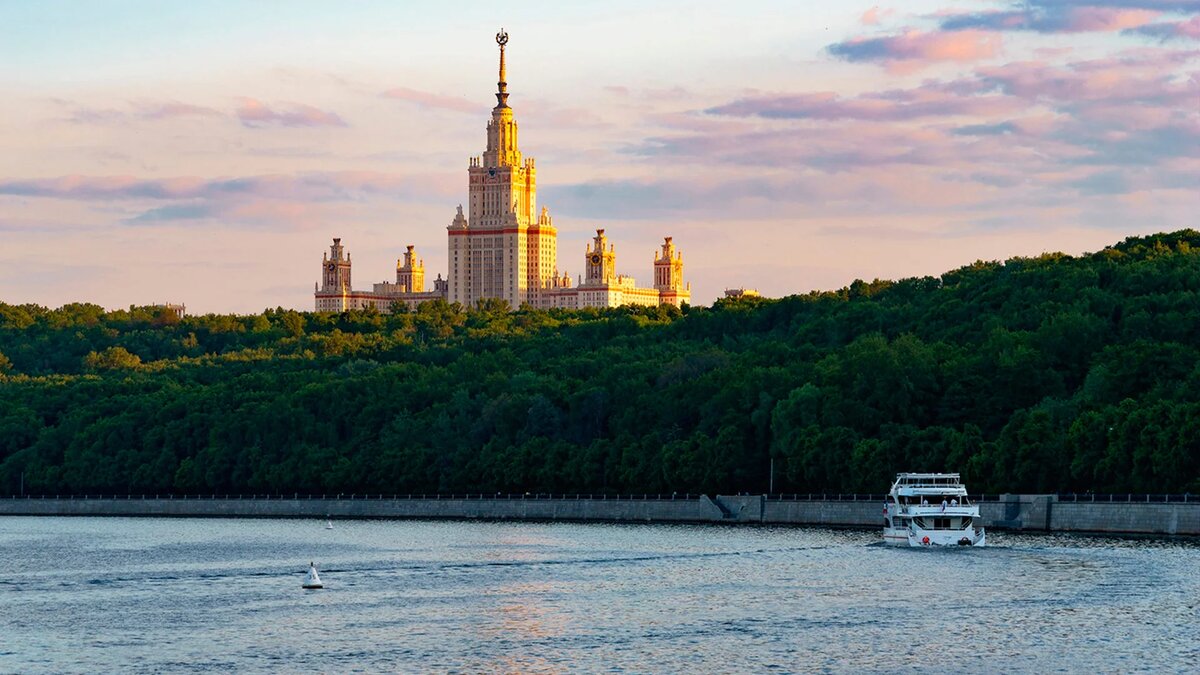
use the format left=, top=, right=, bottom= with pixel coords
left=0, top=517, right=1196, bottom=673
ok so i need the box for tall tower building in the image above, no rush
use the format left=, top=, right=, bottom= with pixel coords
left=317, top=29, right=700, bottom=314
left=449, top=29, right=557, bottom=309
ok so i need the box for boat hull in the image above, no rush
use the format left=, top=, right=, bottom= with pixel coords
left=884, top=526, right=986, bottom=547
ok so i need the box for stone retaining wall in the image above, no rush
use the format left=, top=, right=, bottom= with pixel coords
left=0, top=496, right=723, bottom=523
left=1, top=495, right=1196, bottom=535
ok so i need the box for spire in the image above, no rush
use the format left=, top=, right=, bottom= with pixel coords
left=495, top=28, right=510, bottom=109
left=482, top=29, right=522, bottom=167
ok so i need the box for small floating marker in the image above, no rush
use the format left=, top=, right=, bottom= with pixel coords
left=325, top=518, right=334, bottom=530
left=302, top=562, right=323, bottom=589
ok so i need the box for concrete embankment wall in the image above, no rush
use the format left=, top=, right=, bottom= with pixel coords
left=1, top=495, right=1196, bottom=536
left=0, top=496, right=724, bottom=523
left=1048, top=500, right=1200, bottom=536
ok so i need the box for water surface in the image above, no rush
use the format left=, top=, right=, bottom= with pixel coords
left=2, top=517, right=1197, bottom=673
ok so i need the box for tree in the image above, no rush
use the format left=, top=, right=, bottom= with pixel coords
left=0, top=229, right=1198, bottom=495
left=281, top=311, right=306, bottom=337
left=83, top=346, right=142, bottom=371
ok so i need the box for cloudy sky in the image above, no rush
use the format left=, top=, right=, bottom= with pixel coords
left=1, top=0, right=1196, bottom=313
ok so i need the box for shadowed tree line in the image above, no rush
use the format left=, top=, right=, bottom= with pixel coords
left=1, top=230, right=1199, bottom=496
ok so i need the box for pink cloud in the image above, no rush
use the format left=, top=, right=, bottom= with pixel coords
left=977, top=50, right=1199, bottom=106
left=63, top=106, right=127, bottom=125
left=380, top=87, right=483, bottom=114
left=235, top=98, right=347, bottom=128
left=632, top=122, right=1047, bottom=175
left=860, top=7, right=895, bottom=26
left=0, top=171, right=459, bottom=209
left=707, top=87, right=1021, bottom=121
left=827, top=29, right=1002, bottom=71
left=1130, top=15, right=1200, bottom=40
left=938, top=5, right=1160, bottom=34
left=1063, top=7, right=1159, bottom=32
left=0, top=170, right=464, bottom=232
left=56, top=99, right=223, bottom=125
left=630, top=45, right=1196, bottom=208
left=647, top=111, right=756, bottom=134
left=136, top=101, right=223, bottom=120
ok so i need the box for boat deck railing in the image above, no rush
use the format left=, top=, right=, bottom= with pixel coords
left=896, top=504, right=979, bottom=514
left=893, top=481, right=963, bottom=489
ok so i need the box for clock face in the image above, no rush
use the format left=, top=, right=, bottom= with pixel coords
left=327, top=263, right=336, bottom=271
left=488, top=168, right=496, bottom=177
left=590, top=254, right=601, bottom=265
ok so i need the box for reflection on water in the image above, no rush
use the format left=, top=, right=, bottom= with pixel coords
left=0, top=517, right=1197, bottom=673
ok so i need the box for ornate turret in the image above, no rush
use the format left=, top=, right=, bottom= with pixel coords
left=654, top=236, right=684, bottom=292
left=320, top=237, right=351, bottom=292
left=396, top=244, right=426, bottom=293
left=584, top=229, right=617, bottom=286
left=448, top=204, right=468, bottom=231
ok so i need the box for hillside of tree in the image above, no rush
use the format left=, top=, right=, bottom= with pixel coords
left=1, top=230, right=1198, bottom=496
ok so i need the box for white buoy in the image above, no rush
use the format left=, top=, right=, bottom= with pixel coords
left=302, top=562, right=323, bottom=589
left=325, top=518, right=333, bottom=530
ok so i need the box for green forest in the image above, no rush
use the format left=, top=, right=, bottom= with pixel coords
left=2, top=230, right=1199, bottom=496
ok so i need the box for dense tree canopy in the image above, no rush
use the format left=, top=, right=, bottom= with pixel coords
left=2, top=231, right=1199, bottom=496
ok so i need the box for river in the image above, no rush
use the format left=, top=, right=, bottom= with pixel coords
left=1, top=517, right=1196, bottom=673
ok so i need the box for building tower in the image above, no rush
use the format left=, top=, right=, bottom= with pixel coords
left=583, top=229, right=617, bottom=285
left=315, top=237, right=353, bottom=310
left=449, top=29, right=556, bottom=309
left=396, top=245, right=425, bottom=293
left=321, top=238, right=352, bottom=292
left=654, top=236, right=690, bottom=307
left=654, top=237, right=684, bottom=291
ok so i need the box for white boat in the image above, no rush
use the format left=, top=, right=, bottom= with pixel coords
left=302, top=562, right=323, bottom=589
left=883, top=473, right=985, bottom=547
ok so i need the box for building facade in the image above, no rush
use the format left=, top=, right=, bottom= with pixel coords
left=315, top=238, right=447, bottom=312
left=315, top=30, right=690, bottom=313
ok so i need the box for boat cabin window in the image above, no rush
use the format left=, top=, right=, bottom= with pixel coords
left=915, top=517, right=961, bottom=530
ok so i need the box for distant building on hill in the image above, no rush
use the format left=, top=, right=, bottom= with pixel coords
left=723, top=288, right=761, bottom=300
left=154, top=303, right=186, bottom=318
left=314, top=30, right=690, bottom=313
left=315, top=240, right=448, bottom=312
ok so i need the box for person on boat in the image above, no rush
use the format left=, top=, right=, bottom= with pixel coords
left=921, top=498, right=929, bottom=506
left=951, top=498, right=958, bottom=507
left=941, top=498, right=948, bottom=512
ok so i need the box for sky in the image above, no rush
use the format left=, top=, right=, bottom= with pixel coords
left=0, top=0, right=1196, bottom=314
